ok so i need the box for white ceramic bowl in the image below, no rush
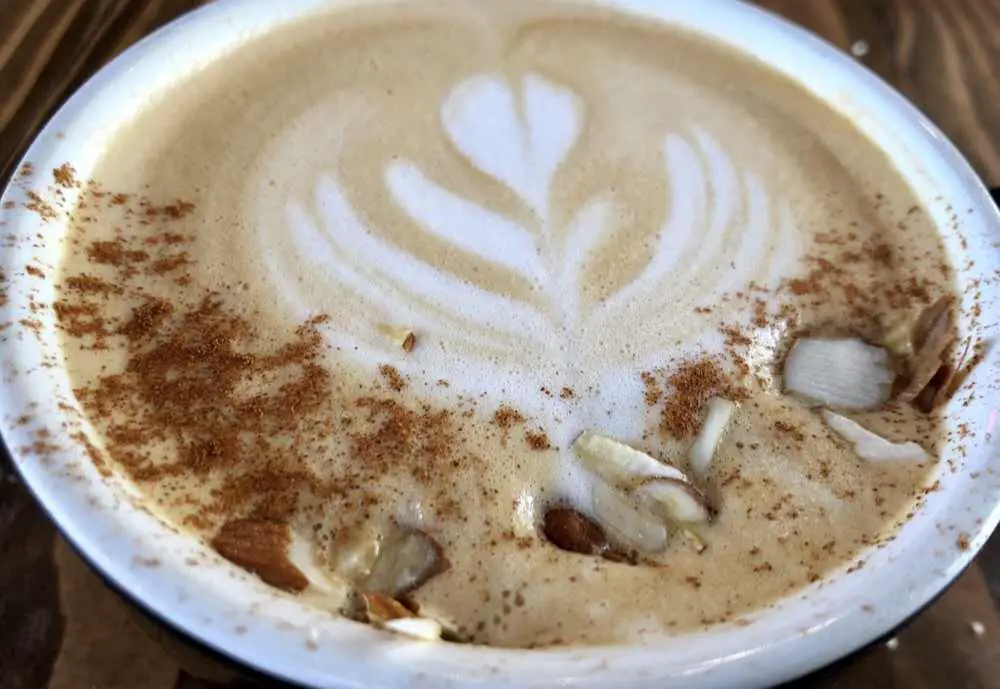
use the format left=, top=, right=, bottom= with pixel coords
left=2, top=1, right=999, bottom=687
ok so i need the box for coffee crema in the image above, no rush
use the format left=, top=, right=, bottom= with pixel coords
left=53, top=0, right=956, bottom=647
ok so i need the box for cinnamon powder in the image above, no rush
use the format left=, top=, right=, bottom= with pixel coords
left=57, top=182, right=478, bottom=535
left=655, top=358, right=746, bottom=439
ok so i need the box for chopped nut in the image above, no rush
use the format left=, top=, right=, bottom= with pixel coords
left=689, top=397, right=737, bottom=476
left=913, top=296, right=953, bottom=349
left=541, top=506, right=610, bottom=556
left=330, top=532, right=381, bottom=582
left=363, top=591, right=415, bottom=623
left=378, top=324, right=416, bottom=352
left=929, top=337, right=972, bottom=409
left=783, top=338, right=895, bottom=410
left=821, top=409, right=928, bottom=462
left=211, top=519, right=309, bottom=592
left=383, top=616, right=443, bottom=641
left=571, top=430, right=712, bottom=549
left=678, top=527, right=708, bottom=554
left=639, top=478, right=714, bottom=524
left=881, top=314, right=915, bottom=358
left=592, top=482, right=669, bottom=554
left=899, top=297, right=954, bottom=404
left=364, top=527, right=446, bottom=597
left=573, top=431, right=687, bottom=486
left=361, top=592, right=445, bottom=641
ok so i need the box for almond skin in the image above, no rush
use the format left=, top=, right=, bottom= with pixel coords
left=362, top=591, right=415, bottom=622
left=542, top=506, right=609, bottom=556
left=364, top=528, right=448, bottom=597
left=542, top=506, right=637, bottom=564
left=211, top=519, right=309, bottom=592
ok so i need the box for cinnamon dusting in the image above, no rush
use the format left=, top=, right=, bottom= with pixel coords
left=652, top=359, right=746, bottom=439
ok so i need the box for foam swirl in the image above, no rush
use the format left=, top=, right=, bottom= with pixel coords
left=256, top=72, right=799, bottom=444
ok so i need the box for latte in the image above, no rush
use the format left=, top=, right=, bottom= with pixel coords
left=52, top=0, right=956, bottom=646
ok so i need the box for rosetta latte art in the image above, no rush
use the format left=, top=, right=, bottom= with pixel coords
left=56, top=0, right=954, bottom=645
left=258, top=72, right=799, bottom=444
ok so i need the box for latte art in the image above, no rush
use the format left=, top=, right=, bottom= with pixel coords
left=55, top=0, right=954, bottom=647
left=259, top=68, right=802, bottom=436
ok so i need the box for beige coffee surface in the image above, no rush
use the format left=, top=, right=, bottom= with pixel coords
left=54, top=0, right=953, bottom=646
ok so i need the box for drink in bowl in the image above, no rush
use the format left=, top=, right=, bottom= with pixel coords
left=1, top=0, right=998, bottom=686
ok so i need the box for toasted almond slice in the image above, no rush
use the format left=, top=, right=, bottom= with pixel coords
left=930, top=338, right=973, bottom=409
left=211, top=519, right=309, bottom=593
left=362, top=591, right=444, bottom=641
left=364, top=528, right=446, bottom=597
left=541, top=506, right=610, bottom=556
left=689, top=397, right=737, bottom=476
left=378, top=324, right=416, bottom=352
left=913, top=296, right=953, bottom=349
left=679, top=526, right=708, bottom=554
left=899, top=300, right=954, bottom=404
left=821, top=409, right=929, bottom=462
left=382, top=617, right=443, bottom=641
left=573, top=431, right=687, bottom=487
left=330, top=532, right=381, bottom=583
left=362, top=591, right=414, bottom=623
left=639, top=478, right=714, bottom=524
left=881, top=314, right=916, bottom=358
left=783, top=338, right=895, bottom=410
left=592, top=481, right=668, bottom=554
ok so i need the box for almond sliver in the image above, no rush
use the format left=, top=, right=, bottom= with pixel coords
left=382, top=617, right=443, bottom=641
left=573, top=431, right=687, bottom=487
left=591, top=481, right=668, bottom=554
left=639, top=477, right=714, bottom=524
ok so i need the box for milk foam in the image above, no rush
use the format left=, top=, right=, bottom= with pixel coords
left=253, top=70, right=805, bottom=509
left=57, top=0, right=951, bottom=645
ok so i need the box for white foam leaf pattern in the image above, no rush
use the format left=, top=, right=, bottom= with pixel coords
left=441, top=73, right=580, bottom=222
left=592, top=133, right=704, bottom=321
left=385, top=161, right=547, bottom=285
left=266, top=72, right=800, bottom=431
left=556, top=198, right=614, bottom=328
left=255, top=70, right=810, bottom=517
left=284, top=202, right=405, bottom=320
left=310, top=176, right=554, bottom=344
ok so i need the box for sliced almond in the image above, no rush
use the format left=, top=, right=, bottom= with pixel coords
left=821, top=409, right=929, bottom=462
left=930, top=338, right=973, bottom=409
left=592, top=482, right=668, bottom=555
left=783, top=338, right=895, bottom=410
left=364, top=527, right=446, bottom=597
left=912, top=296, right=953, bottom=349
left=362, top=591, right=414, bottom=623
left=378, top=324, right=416, bottom=352
left=573, top=431, right=687, bottom=487
left=362, top=591, right=444, bottom=641
left=678, top=526, right=708, bottom=554
left=211, top=519, right=309, bottom=593
left=899, top=298, right=955, bottom=404
left=382, top=617, right=443, bottom=641
left=639, top=478, right=714, bottom=524
left=881, top=314, right=916, bottom=358
left=689, top=397, right=737, bottom=476
left=541, top=506, right=610, bottom=556
left=330, top=532, right=381, bottom=582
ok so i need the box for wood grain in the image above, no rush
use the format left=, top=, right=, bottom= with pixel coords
left=0, top=0, right=205, bottom=183
left=757, top=0, right=1000, bottom=185
left=1, top=2, right=999, bottom=688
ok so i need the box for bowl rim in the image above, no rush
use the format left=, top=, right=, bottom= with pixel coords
left=2, top=0, right=999, bottom=687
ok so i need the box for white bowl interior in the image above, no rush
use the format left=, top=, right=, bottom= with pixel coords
left=1, top=1, right=999, bottom=687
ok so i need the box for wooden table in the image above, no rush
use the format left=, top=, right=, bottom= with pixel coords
left=2, top=2, right=999, bottom=688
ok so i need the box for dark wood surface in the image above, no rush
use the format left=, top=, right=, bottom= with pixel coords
left=2, top=1, right=1000, bottom=688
